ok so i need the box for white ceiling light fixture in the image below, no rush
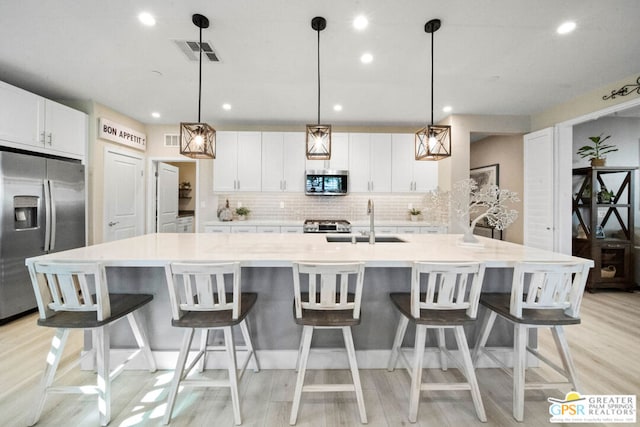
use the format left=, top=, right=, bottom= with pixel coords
left=222, top=103, right=232, bottom=111
left=138, top=12, right=156, bottom=27
left=151, top=112, right=161, bottom=118
left=360, top=53, right=373, bottom=64
left=443, top=105, right=452, bottom=113
left=353, top=15, right=368, bottom=30
left=333, top=104, right=343, bottom=112
left=557, top=21, right=576, bottom=34
left=415, top=18, right=451, bottom=161
left=180, top=13, right=216, bottom=159
left=306, top=16, right=331, bottom=160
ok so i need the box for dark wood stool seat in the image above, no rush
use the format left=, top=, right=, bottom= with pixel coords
left=173, top=292, right=257, bottom=328
left=389, top=293, right=474, bottom=326
left=479, top=293, right=581, bottom=326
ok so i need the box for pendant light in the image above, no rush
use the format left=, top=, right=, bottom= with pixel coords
left=180, top=13, right=216, bottom=159
left=306, top=16, right=331, bottom=160
left=415, top=19, right=451, bottom=161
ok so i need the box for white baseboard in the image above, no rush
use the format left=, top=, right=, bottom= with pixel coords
left=83, top=347, right=537, bottom=370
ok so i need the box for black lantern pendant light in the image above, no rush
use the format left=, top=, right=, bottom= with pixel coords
left=415, top=19, right=451, bottom=161
left=306, top=16, right=331, bottom=160
left=180, top=13, right=216, bottom=159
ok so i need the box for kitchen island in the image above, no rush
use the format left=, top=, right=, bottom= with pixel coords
left=25, top=233, right=592, bottom=369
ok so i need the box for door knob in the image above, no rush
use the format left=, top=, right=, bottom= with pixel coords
left=108, top=221, right=119, bottom=227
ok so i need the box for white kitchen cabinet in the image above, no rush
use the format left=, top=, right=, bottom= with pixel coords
left=0, top=80, right=86, bottom=158
left=204, top=225, right=230, bottom=233
left=397, top=226, right=420, bottom=234
left=281, top=226, right=303, bottom=233
left=231, top=225, right=257, bottom=233
left=177, top=216, right=194, bottom=233
left=391, top=133, right=438, bottom=193
left=420, top=226, right=448, bottom=234
left=213, top=131, right=262, bottom=192
left=256, top=226, right=280, bottom=233
left=349, top=133, right=392, bottom=193
left=305, top=132, right=349, bottom=171
left=261, top=132, right=305, bottom=192
left=352, top=225, right=397, bottom=235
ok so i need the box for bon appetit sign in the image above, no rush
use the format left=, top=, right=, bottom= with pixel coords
left=98, top=117, right=146, bottom=151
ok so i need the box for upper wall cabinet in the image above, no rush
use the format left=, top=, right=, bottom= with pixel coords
left=0, top=80, right=87, bottom=158
left=349, top=133, right=392, bottom=192
left=305, top=132, right=349, bottom=171
left=261, top=132, right=305, bottom=192
left=391, top=133, right=438, bottom=193
left=213, top=131, right=262, bottom=192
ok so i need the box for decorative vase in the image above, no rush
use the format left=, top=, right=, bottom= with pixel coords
left=237, top=215, right=246, bottom=221
left=590, top=158, right=605, bottom=167
left=410, top=215, right=419, bottom=222
left=458, top=226, right=484, bottom=247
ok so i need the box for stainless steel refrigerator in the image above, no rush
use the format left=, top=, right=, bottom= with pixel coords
left=0, top=149, right=85, bottom=323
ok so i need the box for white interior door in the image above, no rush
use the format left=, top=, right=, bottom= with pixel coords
left=156, top=162, right=179, bottom=232
left=523, top=127, right=555, bottom=250
left=104, top=149, right=144, bottom=242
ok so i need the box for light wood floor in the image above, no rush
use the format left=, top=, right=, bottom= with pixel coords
left=1, top=291, right=638, bottom=426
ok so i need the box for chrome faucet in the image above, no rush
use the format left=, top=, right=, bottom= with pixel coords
left=367, top=199, right=375, bottom=244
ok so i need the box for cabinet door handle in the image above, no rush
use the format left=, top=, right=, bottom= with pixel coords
left=237, top=180, right=240, bottom=190
left=370, top=181, right=374, bottom=191
left=40, top=132, right=46, bottom=143
left=47, top=133, right=53, bottom=145
left=283, top=180, right=287, bottom=190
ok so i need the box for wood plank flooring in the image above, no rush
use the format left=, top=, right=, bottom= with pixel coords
left=1, top=291, right=638, bottom=426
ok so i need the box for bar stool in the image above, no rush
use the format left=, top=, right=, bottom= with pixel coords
left=163, top=261, right=259, bottom=425
left=387, top=261, right=487, bottom=423
left=27, top=261, right=157, bottom=426
left=290, top=262, right=367, bottom=425
left=472, top=261, right=591, bottom=421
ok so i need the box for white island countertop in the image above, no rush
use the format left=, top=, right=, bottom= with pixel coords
left=26, top=233, right=592, bottom=269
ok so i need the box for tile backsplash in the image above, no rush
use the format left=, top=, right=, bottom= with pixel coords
left=216, top=193, right=448, bottom=224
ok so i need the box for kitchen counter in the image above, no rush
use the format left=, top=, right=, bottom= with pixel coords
left=26, top=233, right=592, bottom=369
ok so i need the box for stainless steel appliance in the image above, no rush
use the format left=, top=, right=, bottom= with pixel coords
left=0, top=149, right=85, bottom=323
left=305, top=170, right=348, bottom=196
left=303, top=219, right=351, bottom=233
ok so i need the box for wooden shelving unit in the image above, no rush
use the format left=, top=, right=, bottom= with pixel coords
left=572, top=167, right=637, bottom=292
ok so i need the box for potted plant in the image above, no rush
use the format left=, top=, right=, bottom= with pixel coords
left=179, top=181, right=191, bottom=198
left=576, top=134, right=617, bottom=167
left=409, top=208, right=422, bottom=222
left=235, top=207, right=250, bottom=221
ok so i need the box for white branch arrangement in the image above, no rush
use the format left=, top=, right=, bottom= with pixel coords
left=422, top=188, right=450, bottom=225
left=452, top=178, right=519, bottom=245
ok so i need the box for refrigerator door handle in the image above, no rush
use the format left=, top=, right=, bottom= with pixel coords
left=44, top=180, right=51, bottom=251
left=49, top=180, right=57, bottom=251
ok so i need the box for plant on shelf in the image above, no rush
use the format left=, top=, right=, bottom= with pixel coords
left=408, top=208, right=422, bottom=221
left=576, top=134, right=617, bottom=167
left=235, top=207, right=251, bottom=220
left=597, top=185, right=614, bottom=204
left=179, top=181, right=192, bottom=198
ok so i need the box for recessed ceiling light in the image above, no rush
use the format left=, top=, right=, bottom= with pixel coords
left=353, top=15, right=368, bottom=30
left=151, top=112, right=160, bottom=119
left=222, top=103, right=232, bottom=111
left=138, top=12, right=156, bottom=27
left=557, top=21, right=576, bottom=34
left=333, top=104, right=343, bottom=112
left=442, top=106, right=452, bottom=113
left=360, top=53, right=373, bottom=64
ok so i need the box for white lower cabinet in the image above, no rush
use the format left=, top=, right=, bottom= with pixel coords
left=420, top=226, right=448, bottom=234
left=177, top=216, right=194, bottom=233
left=281, top=226, right=303, bottom=233
left=204, top=225, right=230, bottom=233
left=256, top=226, right=280, bottom=233
left=231, top=225, right=257, bottom=233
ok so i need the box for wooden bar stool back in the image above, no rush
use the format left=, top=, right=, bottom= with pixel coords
left=163, top=261, right=259, bottom=425
left=290, top=261, right=367, bottom=425
left=387, top=261, right=487, bottom=423
left=27, top=261, right=156, bottom=426
left=472, top=261, right=591, bottom=421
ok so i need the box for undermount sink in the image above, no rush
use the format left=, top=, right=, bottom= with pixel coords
left=325, top=235, right=406, bottom=243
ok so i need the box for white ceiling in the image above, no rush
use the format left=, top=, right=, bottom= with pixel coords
left=0, top=0, right=638, bottom=127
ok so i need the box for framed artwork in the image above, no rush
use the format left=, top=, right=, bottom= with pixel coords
left=470, top=163, right=499, bottom=188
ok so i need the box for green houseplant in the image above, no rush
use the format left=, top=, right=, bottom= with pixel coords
left=576, top=134, right=617, bottom=167
left=409, top=208, right=422, bottom=221
left=235, top=207, right=250, bottom=220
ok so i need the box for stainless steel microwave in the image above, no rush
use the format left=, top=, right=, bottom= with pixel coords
left=305, top=170, right=348, bottom=196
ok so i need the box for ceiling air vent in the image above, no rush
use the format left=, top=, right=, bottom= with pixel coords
left=174, top=40, right=220, bottom=62
left=164, top=134, right=179, bottom=147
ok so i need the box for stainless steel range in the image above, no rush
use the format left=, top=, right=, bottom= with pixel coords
left=303, top=219, right=351, bottom=233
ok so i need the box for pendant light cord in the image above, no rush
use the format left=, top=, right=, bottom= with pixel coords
left=198, top=25, right=203, bottom=123
left=430, top=29, right=434, bottom=126
left=317, top=28, right=321, bottom=125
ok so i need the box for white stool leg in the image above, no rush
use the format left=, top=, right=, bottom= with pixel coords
left=290, top=325, right=313, bottom=425
left=198, top=329, right=209, bottom=372
left=551, top=326, right=580, bottom=391
left=513, top=324, right=527, bottom=422
left=28, top=328, right=70, bottom=426
left=387, top=315, right=409, bottom=371
left=472, top=310, right=497, bottom=365
left=409, top=324, right=427, bottom=423
left=342, top=326, right=367, bottom=424
left=126, top=311, right=157, bottom=372
left=95, top=325, right=111, bottom=426
left=437, top=327, right=447, bottom=371
left=240, top=320, right=260, bottom=372
left=224, top=326, right=241, bottom=425
left=454, top=326, right=487, bottom=422
left=163, top=328, right=195, bottom=425
left=294, top=329, right=304, bottom=373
